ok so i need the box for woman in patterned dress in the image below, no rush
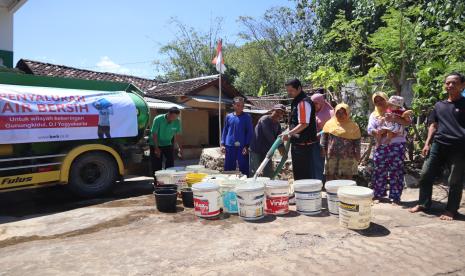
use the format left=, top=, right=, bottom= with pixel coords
left=321, top=103, right=361, bottom=180
left=367, top=92, right=412, bottom=204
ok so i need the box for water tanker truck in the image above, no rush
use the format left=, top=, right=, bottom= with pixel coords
left=0, top=72, right=150, bottom=197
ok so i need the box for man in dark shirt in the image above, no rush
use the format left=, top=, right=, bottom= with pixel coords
left=249, top=104, right=286, bottom=177
left=410, top=72, right=465, bottom=220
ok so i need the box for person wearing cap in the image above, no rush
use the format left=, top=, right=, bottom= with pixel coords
left=221, top=96, right=254, bottom=176
left=249, top=104, right=286, bottom=177
left=282, top=78, right=319, bottom=180
left=149, top=107, right=183, bottom=176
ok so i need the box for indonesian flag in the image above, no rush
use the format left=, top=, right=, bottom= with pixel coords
left=212, top=39, right=226, bottom=74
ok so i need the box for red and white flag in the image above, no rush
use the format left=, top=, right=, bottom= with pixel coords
left=212, top=39, right=226, bottom=74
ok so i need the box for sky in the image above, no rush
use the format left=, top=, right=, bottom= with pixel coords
left=13, top=0, right=293, bottom=79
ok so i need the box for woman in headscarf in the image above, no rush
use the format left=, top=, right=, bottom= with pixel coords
left=311, top=93, right=334, bottom=181
left=367, top=92, right=411, bottom=204
left=321, top=103, right=361, bottom=180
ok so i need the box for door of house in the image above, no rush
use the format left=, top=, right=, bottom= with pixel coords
left=209, top=114, right=222, bottom=146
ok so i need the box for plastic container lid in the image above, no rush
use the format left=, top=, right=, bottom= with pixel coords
left=265, top=180, right=289, bottom=188
left=199, top=169, right=220, bottom=174
left=293, top=179, right=323, bottom=190
left=165, top=166, right=185, bottom=171
left=186, top=165, right=205, bottom=171
left=245, top=177, right=270, bottom=183
left=191, top=182, right=220, bottom=192
left=325, top=180, right=357, bottom=193
left=220, top=179, right=244, bottom=188
left=155, top=170, right=175, bottom=176
left=171, top=171, right=188, bottom=176
left=235, top=182, right=265, bottom=193
left=337, top=186, right=373, bottom=199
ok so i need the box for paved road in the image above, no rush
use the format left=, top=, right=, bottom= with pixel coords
left=0, top=179, right=464, bottom=276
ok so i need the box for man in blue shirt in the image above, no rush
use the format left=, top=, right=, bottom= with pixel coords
left=221, top=97, right=254, bottom=176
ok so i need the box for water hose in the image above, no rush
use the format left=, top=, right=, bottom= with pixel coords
left=271, top=140, right=290, bottom=179
left=253, top=136, right=284, bottom=179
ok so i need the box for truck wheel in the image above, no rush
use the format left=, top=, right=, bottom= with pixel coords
left=68, top=152, right=118, bottom=197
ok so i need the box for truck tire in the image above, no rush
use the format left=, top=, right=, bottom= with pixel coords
left=68, top=151, right=118, bottom=197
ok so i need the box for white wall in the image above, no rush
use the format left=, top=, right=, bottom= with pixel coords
left=0, top=7, right=13, bottom=51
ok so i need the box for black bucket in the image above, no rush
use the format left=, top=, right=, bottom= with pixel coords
left=181, top=188, right=194, bottom=208
left=154, top=190, right=178, bottom=213
left=154, top=184, right=178, bottom=192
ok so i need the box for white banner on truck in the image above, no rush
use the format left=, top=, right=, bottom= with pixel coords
left=0, top=84, right=138, bottom=144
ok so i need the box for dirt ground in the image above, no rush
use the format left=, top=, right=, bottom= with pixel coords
left=1, top=178, right=465, bottom=276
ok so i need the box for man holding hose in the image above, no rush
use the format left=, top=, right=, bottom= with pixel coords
left=249, top=104, right=286, bottom=177
left=282, top=79, right=318, bottom=180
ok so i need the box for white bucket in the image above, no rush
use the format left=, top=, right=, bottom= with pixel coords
left=294, top=179, right=323, bottom=215
left=154, top=170, right=175, bottom=185
left=191, top=182, right=221, bottom=218
left=325, top=180, right=357, bottom=215
left=171, top=171, right=189, bottom=191
left=265, top=180, right=289, bottom=215
left=235, top=182, right=265, bottom=220
left=337, top=186, right=374, bottom=230
left=186, top=165, right=206, bottom=172
left=220, top=180, right=243, bottom=214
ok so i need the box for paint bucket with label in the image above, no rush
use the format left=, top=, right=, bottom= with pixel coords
left=235, top=182, right=265, bottom=220
left=294, top=179, right=323, bottom=215
left=220, top=180, right=242, bottom=213
left=324, top=180, right=357, bottom=215
left=191, top=182, right=221, bottom=218
left=265, top=180, right=289, bottom=215
left=171, top=171, right=188, bottom=191
left=337, top=186, right=374, bottom=230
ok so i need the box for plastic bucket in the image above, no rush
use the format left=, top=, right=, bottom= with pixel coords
left=235, top=182, right=265, bottom=220
left=337, top=186, right=374, bottom=230
left=325, top=180, right=357, bottom=215
left=265, top=180, right=289, bottom=215
left=220, top=180, right=243, bottom=214
left=154, top=190, right=178, bottom=213
left=181, top=188, right=194, bottom=208
left=154, top=170, right=175, bottom=185
left=294, top=179, right=323, bottom=215
left=171, top=171, right=188, bottom=191
left=192, top=182, right=221, bottom=218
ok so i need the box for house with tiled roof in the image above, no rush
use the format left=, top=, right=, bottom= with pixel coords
left=146, top=75, right=256, bottom=147
left=16, top=59, right=161, bottom=92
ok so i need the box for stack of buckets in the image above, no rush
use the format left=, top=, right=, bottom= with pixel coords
left=156, top=170, right=375, bottom=230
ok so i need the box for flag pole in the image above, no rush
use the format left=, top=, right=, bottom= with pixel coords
left=218, top=73, right=222, bottom=145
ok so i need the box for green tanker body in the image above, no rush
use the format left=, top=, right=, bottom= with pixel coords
left=0, top=72, right=151, bottom=196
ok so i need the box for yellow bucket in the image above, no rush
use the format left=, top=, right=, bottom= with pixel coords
left=186, top=173, right=207, bottom=187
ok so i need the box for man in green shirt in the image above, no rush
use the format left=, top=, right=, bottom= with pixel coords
left=149, top=107, right=183, bottom=175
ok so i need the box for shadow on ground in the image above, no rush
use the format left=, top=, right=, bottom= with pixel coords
left=0, top=177, right=154, bottom=225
